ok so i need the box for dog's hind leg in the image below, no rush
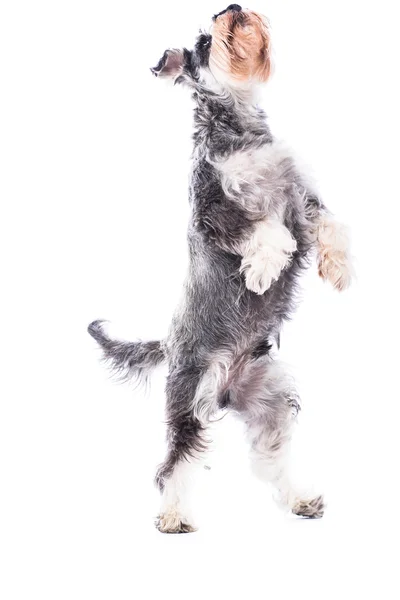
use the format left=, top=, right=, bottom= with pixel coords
left=231, top=357, right=325, bottom=518
left=154, top=365, right=214, bottom=533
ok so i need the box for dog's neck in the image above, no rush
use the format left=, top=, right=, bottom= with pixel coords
left=192, top=85, right=272, bottom=155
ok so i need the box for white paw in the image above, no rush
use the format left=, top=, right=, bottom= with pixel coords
left=241, top=241, right=296, bottom=295
left=155, top=509, right=197, bottom=534
left=292, top=494, right=325, bottom=519
left=318, top=251, right=353, bottom=291
left=317, top=215, right=353, bottom=291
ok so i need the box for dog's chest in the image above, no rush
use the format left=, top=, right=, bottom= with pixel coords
left=214, top=141, right=296, bottom=197
left=191, top=140, right=297, bottom=216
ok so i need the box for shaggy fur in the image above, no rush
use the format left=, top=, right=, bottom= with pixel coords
left=88, top=6, right=352, bottom=533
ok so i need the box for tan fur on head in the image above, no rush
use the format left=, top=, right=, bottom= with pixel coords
left=210, top=9, right=272, bottom=85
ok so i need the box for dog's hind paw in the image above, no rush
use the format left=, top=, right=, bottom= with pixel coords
left=292, top=494, right=325, bottom=519
left=155, top=510, right=198, bottom=534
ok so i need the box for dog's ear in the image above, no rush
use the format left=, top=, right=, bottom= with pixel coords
left=150, top=49, right=185, bottom=82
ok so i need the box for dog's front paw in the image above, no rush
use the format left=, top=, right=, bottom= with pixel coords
left=317, top=216, right=353, bottom=292
left=292, top=494, right=325, bottom=519
left=318, top=251, right=353, bottom=292
left=241, top=241, right=296, bottom=295
left=155, top=509, right=198, bottom=534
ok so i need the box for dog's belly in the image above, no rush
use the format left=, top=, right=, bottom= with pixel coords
left=166, top=245, right=301, bottom=365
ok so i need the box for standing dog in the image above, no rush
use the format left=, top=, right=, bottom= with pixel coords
left=88, top=5, right=352, bottom=533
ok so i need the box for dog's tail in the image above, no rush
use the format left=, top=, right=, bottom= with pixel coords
left=87, top=319, right=166, bottom=386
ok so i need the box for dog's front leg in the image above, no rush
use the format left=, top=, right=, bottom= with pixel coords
left=316, top=213, right=353, bottom=291
left=239, top=219, right=297, bottom=295
left=193, top=189, right=296, bottom=295
left=303, top=193, right=353, bottom=292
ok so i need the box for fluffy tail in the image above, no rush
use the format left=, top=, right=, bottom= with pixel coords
left=87, top=320, right=165, bottom=386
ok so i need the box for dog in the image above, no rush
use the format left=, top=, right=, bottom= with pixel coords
left=88, top=5, right=353, bottom=533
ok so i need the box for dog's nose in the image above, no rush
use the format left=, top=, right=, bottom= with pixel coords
left=213, top=4, right=242, bottom=21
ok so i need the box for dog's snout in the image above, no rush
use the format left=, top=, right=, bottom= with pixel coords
left=213, top=4, right=242, bottom=21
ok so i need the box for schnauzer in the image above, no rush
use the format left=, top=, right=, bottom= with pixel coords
left=88, top=5, right=353, bottom=533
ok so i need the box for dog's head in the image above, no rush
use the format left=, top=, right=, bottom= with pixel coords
left=151, top=5, right=272, bottom=90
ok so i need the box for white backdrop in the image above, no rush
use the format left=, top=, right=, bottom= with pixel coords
left=1, top=1, right=399, bottom=598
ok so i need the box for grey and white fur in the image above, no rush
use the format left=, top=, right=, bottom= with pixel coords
left=88, top=5, right=352, bottom=533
